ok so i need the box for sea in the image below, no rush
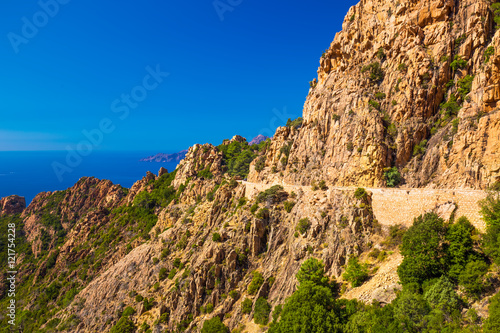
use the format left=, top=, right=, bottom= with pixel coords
left=0, top=151, right=180, bottom=205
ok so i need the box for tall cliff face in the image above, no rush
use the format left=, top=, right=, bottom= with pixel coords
left=249, top=0, right=500, bottom=189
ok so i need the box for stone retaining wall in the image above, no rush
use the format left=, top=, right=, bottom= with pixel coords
left=369, top=188, right=488, bottom=231
left=241, top=181, right=489, bottom=231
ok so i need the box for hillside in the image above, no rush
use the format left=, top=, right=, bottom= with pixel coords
left=1, top=0, right=500, bottom=332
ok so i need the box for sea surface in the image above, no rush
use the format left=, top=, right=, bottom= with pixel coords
left=0, top=151, right=180, bottom=205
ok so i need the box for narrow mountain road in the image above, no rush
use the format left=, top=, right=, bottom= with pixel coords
left=239, top=181, right=488, bottom=230
left=240, top=180, right=486, bottom=195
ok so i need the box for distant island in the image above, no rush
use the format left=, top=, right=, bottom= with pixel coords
left=139, top=150, right=188, bottom=162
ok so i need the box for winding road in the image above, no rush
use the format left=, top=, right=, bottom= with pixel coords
left=240, top=181, right=488, bottom=231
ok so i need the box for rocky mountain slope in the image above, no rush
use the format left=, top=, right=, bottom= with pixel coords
left=1, top=0, right=500, bottom=332
left=0, top=145, right=380, bottom=332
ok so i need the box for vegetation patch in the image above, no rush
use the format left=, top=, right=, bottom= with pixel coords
left=361, top=62, right=384, bottom=83
left=384, top=167, right=401, bottom=187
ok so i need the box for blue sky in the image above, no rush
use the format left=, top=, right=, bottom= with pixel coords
left=0, top=0, right=358, bottom=152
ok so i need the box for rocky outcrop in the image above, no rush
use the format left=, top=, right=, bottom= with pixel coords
left=158, top=166, right=169, bottom=177
left=125, top=171, right=157, bottom=204
left=22, top=177, right=127, bottom=263
left=172, top=144, right=224, bottom=188
left=248, top=126, right=299, bottom=184
left=249, top=0, right=500, bottom=190
left=0, top=195, right=25, bottom=216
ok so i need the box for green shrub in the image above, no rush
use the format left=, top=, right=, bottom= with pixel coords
left=268, top=262, right=341, bottom=333
left=205, top=303, right=214, bottom=313
left=393, top=291, right=430, bottom=331
left=122, top=306, right=136, bottom=317
left=229, top=290, right=239, bottom=299
left=485, top=46, right=495, bottom=63
left=458, top=260, right=489, bottom=298
left=168, top=268, right=177, bottom=279
left=342, top=257, right=369, bottom=287
left=46, top=318, right=61, bottom=329
left=229, top=178, right=238, bottom=189
left=173, top=257, right=182, bottom=268
left=450, top=55, right=467, bottom=71
left=248, top=271, right=264, bottom=295
left=217, top=140, right=257, bottom=178
left=296, top=218, right=311, bottom=235
left=397, top=63, right=407, bottom=71
left=492, top=3, right=500, bottom=30
left=109, top=317, right=136, bottom=333
left=354, top=187, right=367, bottom=200
left=296, top=258, right=331, bottom=287
left=384, top=167, right=401, bottom=187
left=413, top=139, right=427, bottom=156
left=397, top=213, right=447, bottom=286
left=376, top=47, right=385, bottom=60
left=387, top=122, right=397, bottom=137
left=481, top=192, right=500, bottom=264
left=197, top=167, right=214, bottom=179
left=61, top=287, right=78, bottom=307
left=423, top=276, right=460, bottom=313
left=57, top=314, right=81, bottom=331
left=286, top=117, right=303, bottom=129
left=160, top=248, right=170, bottom=260
left=254, top=297, right=271, bottom=325
left=318, top=180, right=327, bottom=191
left=206, top=190, right=216, bottom=202
left=159, top=312, right=169, bottom=324
left=374, top=92, right=386, bottom=100
left=250, top=203, right=259, bottom=214
left=332, top=114, right=341, bottom=121
left=368, top=99, right=380, bottom=110
left=201, top=316, right=229, bottom=333
left=451, top=118, right=460, bottom=135
left=256, top=185, right=287, bottom=204
left=311, top=180, right=319, bottom=191
left=242, top=298, right=253, bottom=314
left=212, top=232, right=222, bottom=242
left=256, top=208, right=269, bottom=219
left=446, top=216, right=479, bottom=281
left=254, top=156, right=266, bottom=172
left=382, top=225, right=405, bottom=247
left=176, top=231, right=190, bottom=250
left=440, top=95, right=461, bottom=118
left=283, top=201, right=295, bottom=213
left=457, top=75, right=474, bottom=99
left=484, top=291, right=500, bottom=332
left=361, top=62, right=384, bottom=83
left=159, top=267, right=168, bottom=281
